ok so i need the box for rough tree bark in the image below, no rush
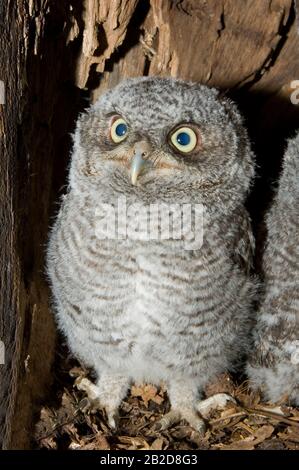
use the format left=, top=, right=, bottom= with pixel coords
left=1, top=0, right=299, bottom=449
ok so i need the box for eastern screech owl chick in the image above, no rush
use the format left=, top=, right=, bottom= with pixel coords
left=47, top=77, right=256, bottom=431
left=247, top=133, right=299, bottom=405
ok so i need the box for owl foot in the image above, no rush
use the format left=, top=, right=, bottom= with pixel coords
left=76, top=377, right=101, bottom=404
left=196, top=393, right=236, bottom=419
left=156, top=380, right=236, bottom=433
left=155, top=379, right=207, bottom=433
left=155, top=408, right=206, bottom=434
left=75, top=374, right=129, bottom=430
left=76, top=377, right=119, bottom=428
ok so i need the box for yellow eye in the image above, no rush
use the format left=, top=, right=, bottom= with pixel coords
left=170, top=126, right=198, bottom=153
left=110, top=118, right=128, bottom=143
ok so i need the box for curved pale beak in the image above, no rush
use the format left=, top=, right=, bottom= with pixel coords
left=130, top=142, right=152, bottom=185
left=130, top=151, right=147, bottom=185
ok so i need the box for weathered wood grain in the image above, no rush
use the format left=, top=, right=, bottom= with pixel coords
left=0, top=0, right=26, bottom=449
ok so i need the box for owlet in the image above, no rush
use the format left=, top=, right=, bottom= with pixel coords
left=247, top=132, right=299, bottom=405
left=47, top=77, right=256, bottom=431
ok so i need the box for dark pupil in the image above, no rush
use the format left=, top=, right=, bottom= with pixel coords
left=177, top=132, right=190, bottom=146
left=115, top=123, right=127, bottom=137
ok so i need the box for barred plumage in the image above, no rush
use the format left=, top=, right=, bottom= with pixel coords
left=247, top=132, right=299, bottom=405
left=47, top=77, right=256, bottom=430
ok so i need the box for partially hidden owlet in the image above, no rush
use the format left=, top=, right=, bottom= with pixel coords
left=247, top=133, right=299, bottom=405
left=47, top=77, right=256, bottom=431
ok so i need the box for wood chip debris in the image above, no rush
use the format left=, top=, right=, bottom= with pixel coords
left=33, top=349, right=299, bottom=450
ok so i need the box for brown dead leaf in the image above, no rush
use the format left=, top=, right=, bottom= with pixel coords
left=215, top=440, right=256, bottom=450
left=118, top=435, right=150, bottom=449
left=214, top=425, right=274, bottom=450
left=35, top=407, right=56, bottom=441
left=131, top=384, right=164, bottom=408
left=258, top=439, right=285, bottom=450
left=252, top=424, right=274, bottom=444
left=283, top=441, right=299, bottom=450
left=39, top=436, right=57, bottom=450
left=278, top=428, right=299, bottom=443
left=56, top=391, right=77, bottom=423
left=77, top=434, right=110, bottom=450
left=151, top=437, right=164, bottom=450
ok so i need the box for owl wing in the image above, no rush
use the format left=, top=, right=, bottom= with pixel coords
left=232, top=209, right=255, bottom=276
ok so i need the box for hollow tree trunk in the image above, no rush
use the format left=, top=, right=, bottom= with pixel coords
left=1, top=0, right=299, bottom=450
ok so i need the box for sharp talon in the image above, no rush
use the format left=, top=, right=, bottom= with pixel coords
left=182, top=411, right=206, bottom=435
left=107, top=411, right=119, bottom=430
left=153, top=422, right=162, bottom=432
left=155, top=410, right=182, bottom=431
left=79, top=396, right=101, bottom=414
left=75, top=377, right=100, bottom=401
left=75, top=374, right=127, bottom=431
left=79, top=397, right=91, bottom=413
left=194, top=419, right=206, bottom=435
